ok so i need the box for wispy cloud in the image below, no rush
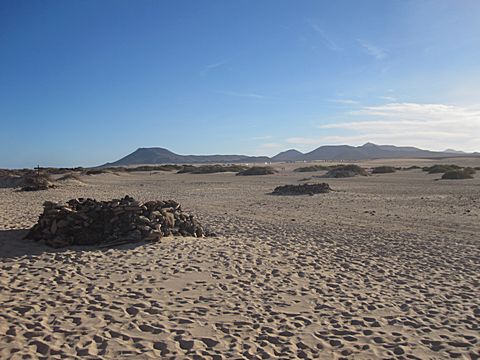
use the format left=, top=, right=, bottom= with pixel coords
left=287, top=103, right=480, bottom=152
left=251, top=135, right=274, bottom=140
left=200, top=59, right=229, bottom=76
left=379, top=95, right=397, bottom=101
left=307, top=20, right=340, bottom=51
left=358, top=39, right=387, bottom=60
left=328, top=99, right=359, bottom=105
left=214, top=90, right=270, bottom=99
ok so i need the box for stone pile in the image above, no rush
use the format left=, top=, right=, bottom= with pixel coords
left=272, top=183, right=332, bottom=196
left=26, top=196, right=209, bottom=248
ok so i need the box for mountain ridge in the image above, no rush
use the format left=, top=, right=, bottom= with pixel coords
left=101, top=143, right=479, bottom=167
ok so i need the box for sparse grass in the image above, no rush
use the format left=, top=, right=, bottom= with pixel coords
left=441, top=168, right=476, bottom=180
left=371, top=166, right=396, bottom=174
left=325, top=164, right=368, bottom=178
left=177, top=164, right=248, bottom=174
left=422, top=164, right=461, bottom=174
left=236, top=166, right=277, bottom=176
left=293, top=165, right=333, bottom=172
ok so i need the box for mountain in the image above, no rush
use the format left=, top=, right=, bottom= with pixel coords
left=299, top=143, right=472, bottom=161
left=444, top=149, right=466, bottom=154
left=101, top=143, right=478, bottom=167
left=102, top=147, right=270, bottom=167
left=271, top=149, right=304, bottom=162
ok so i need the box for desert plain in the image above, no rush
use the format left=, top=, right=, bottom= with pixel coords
left=0, top=158, right=479, bottom=359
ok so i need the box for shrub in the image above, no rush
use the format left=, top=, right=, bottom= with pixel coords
left=20, top=173, right=53, bottom=191
left=57, top=173, right=83, bottom=182
left=441, top=168, right=476, bottom=180
left=84, top=169, right=109, bottom=175
left=236, top=166, right=277, bottom=176
left=178, top=164, right=248, bottom=174
left=294, top=165, right=332, bottom=172
left=371, top=166, right=396, bottom=174
left=125, top=165, right=182, bottom=172
left=403, top=165, right=421, bottom=170
left=422, top=164, right=461, bottom=174
left=325, top=164, right=368, bottom=178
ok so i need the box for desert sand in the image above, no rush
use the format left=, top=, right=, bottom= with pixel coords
left=1, top=158, right=479, bottom=359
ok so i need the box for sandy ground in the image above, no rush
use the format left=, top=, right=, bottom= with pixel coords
left=0, top=158, right=479, bottom=359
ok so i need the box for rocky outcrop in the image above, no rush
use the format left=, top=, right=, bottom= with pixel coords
left=272, top=183, right=332, bottom=196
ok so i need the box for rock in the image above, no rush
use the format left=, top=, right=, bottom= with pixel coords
left=271, top=183, right=332, bottom=196
left=25, top=195, right=211, bottom=248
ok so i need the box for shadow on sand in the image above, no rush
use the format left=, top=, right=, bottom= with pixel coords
left=0, top=228, right=151, bottom=260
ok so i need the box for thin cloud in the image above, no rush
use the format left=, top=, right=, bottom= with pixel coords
left=200, top=59, right=229, bottom=76
left=214, top=90, right=270, bottom=99
left=328, top=99, right=359, bottom=105
left=307, top=20, right=340, bottom=51
left=358, top=39, right=387, bottom=60
left=288, top=103, right=480, bottom=152
left=251, top=135, right=274, bottom=140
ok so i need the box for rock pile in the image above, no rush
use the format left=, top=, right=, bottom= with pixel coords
left=272, top=183, right=332, bottom=196
left=26, top=196, right=209, bottom=248
left=20, top=173, right=54, bottom=191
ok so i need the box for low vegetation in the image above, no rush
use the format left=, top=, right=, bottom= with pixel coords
left=371, top=166, right=396, bottom=174
left=20, top=172, right=54, bottom=191
left=403, top=165, right=421, bottom=170
left=177, top=164, right=248, bottom=174
left=272, top=183, right=332, bottom=196
left=324, top=164, right=368, bottom=178
left=236, top=166, right=277, bottom=176
left=422, top=164, right=461, bottom=174
left=293, top=165, right=333, bottom=172
left=441, top=168, right=476, bottom=180
left=57, top=173, right=83, bottom=182
left=84, top=169, right=110, bottom=175
left=124, top=165, right=182, bottom=172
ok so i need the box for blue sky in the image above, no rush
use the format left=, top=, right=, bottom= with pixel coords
left=1, top=0, right=479, bottom=168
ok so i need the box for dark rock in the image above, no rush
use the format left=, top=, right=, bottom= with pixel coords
left=25, top=195, right=210, bottom=248
left=272, top=183, right=332, bottom=196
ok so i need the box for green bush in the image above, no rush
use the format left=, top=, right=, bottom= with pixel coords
left=441, top=168, right=476, bottom=180
left=371, top=166, right=396, bottom=174
left=236, top=166, right=277, bottom=176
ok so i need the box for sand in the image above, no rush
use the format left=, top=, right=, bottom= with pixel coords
left=1, top=158, right=479, bottom=359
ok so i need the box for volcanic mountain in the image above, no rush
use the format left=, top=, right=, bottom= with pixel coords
left=102, top=143, right=477, bottom=167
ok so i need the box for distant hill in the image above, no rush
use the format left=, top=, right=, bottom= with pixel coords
left=102, top=147, right=270, bottom=167
left=101, top=143, right=478, bottom=167
left=301, top=143, right=451, bottom=160
left=271, top=149, right=304, bottom=162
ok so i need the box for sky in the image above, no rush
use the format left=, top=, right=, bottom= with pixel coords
left=1, top=0, right=480, bottom=168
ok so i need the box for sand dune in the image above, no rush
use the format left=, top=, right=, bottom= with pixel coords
left=1, top=159, right=479, bottom=359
